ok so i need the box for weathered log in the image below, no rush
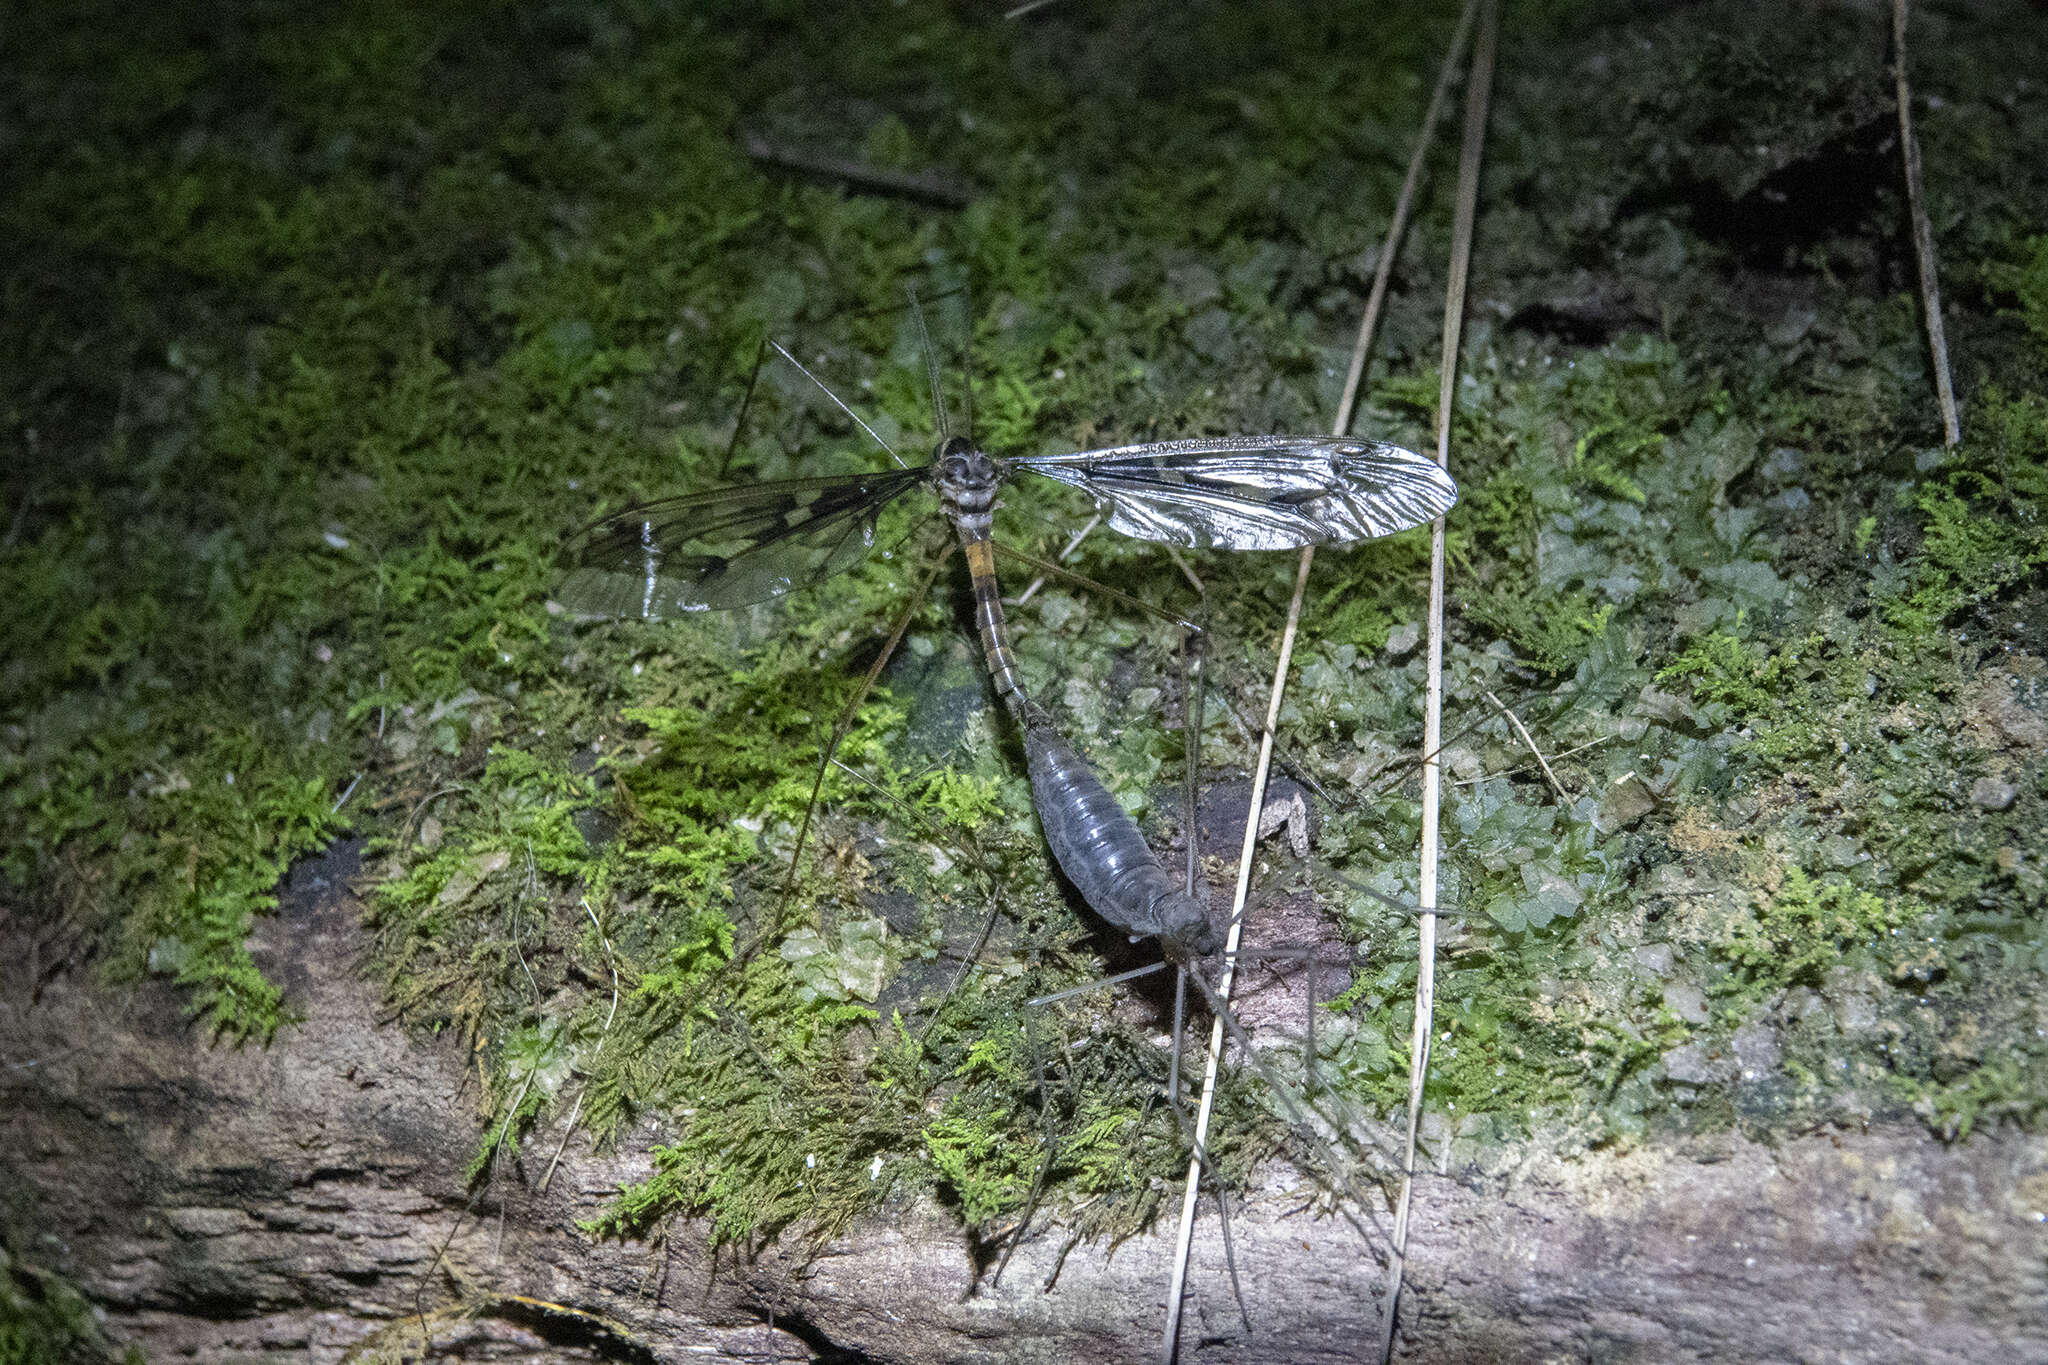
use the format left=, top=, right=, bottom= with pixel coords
left=4, top=870, right=2043, bottom=1364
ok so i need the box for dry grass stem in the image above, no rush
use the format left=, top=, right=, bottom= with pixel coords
left=1483, top=688, right=1571, bottom=804
left=1892, top=0, right=1962, bottom=447
left=1376, top=0, right=1498, bottom=1360
left=1161, top=2, right=1483, bottom=1359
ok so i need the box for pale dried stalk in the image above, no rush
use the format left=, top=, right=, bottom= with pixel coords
left=1334, top=0, right=1483, bottom=434
left=1159, top=3, right=1482, bottom=1360
left=1892, top=0, right=1961, bottom=447
left=538, top=899, right=623, bottom=1195
left=1376, top=1, right=1498, bottom=1361
left=1483, top=688, right=1569, bottom=805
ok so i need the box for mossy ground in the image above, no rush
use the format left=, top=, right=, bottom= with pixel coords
left=4, top=0, right=2045, bottom=1345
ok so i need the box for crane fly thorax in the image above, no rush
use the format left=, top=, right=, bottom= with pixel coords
left=935, top=435, right=1002, bottom=529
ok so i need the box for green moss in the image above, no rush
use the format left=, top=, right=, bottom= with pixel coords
left=582, top=959, right=913, bottom=1248
left=1658, top=631, right=1796, bottom=716
left=1902, top=1054, right=2048, bottom=1142
left=1877, top=389, right=2048, bottom=640
left=8, top=0, right=2048, bottom=1307
left=0, top=1242, right=140, bottom=1365
left=1719, top=867, right=1917, bottom=993
left=1464, top=581, right=1616, bottom=676
left=1984, top=233, right=2048, bottom=350
left=924, top=1101, right=1040, bottom=1227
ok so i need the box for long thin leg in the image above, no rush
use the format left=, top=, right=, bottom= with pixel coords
left=1025, top=960, right=1168, bottom=1007
left=993, top=1012, right=1060, bottom=1290
left=1181, top=625, right=1205, bottom=898
left=1013, top=513, right=1100, bottom=606
left=1009, top=514, right=1199, bottom=607
left=1166, top=605, right=1261, bottom=1344
left=1181, top=967, right=1395, bottom=1238
left=1303, top=940, right=1320, bottom=1098
left=774, top=542, right=954, bottom=924
left=994, top=540, right=1202, bottom=636
left=1005, top=536, right=1467, bottom=899
left=1168, top=965, right=1187, bottom=1111
left=1002, top=539, right=1518, bottom=875
left=1211, top=938, right=1325, bottom=1099
left=1158, top=1023, right=1253, bottom=1337
left=716, top=335, right=770, bottom=481
left=824, top=755, right=990, bottom=874
left=820, top=754, right=1008, bottom=1023
left=1207, top=1174, right=1254, bottom=1334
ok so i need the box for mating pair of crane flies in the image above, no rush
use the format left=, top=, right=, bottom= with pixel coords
left=555, top=334, right=1456, bottom=954
left=556, top=319, right=1456, bottom=1348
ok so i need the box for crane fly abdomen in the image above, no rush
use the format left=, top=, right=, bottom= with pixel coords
left=1020, top=704, right=1221, bottom=962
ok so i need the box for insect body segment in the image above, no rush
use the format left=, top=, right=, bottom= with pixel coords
left=1020, top=707, right=1221, bottom=961
left=934, top=433, right=1221, bottom=957
left=936, top=436, right=1028, bottom=712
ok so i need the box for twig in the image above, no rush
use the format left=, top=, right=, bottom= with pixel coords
left=1482, top=688, right=1569, bottom=804
left=539, top=899, right=623, bottom=1195
left=1014, top=512, right=1100, bottom=605
left=1451, top=735, right=1611, bottom=787
left=1891, top=0, right=1961, bottom=446
left=740, top=130, right=974, bottom=210
left=1378, top=3, right=1497, bottom=1362
left=1160, top=5, right=1482, bottom=1361
left=1334, top=0, right=1482, bottom=433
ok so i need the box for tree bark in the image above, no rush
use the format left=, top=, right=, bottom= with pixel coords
left=4, top=861, right=2044, bottom=1364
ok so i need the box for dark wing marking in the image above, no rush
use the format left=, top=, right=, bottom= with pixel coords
left=1012, top=436, right=1456, bottom=551
left=555, top=469, right=929, bottom=617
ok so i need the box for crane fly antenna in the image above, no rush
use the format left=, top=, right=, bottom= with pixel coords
left=766, top=339, right=910, bottom=469
left=905, top=285, right=951, bottom=443
left=961, top=280, right=977, bottom=444
left=718, top=335, right=771, bottom=481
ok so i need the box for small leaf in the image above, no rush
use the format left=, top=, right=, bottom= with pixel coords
left=437, top=849, right=511, bottom=904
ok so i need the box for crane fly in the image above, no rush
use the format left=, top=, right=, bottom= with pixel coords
left=556, top=429, right=1456, bottom=620
left=556, top=336, right=1455, bottom=939
left=556, top=335, right=1458, bottom=1356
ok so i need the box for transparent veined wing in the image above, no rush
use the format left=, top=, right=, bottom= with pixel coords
left=1012, top=436, right=1455, bottom=551
left=555, top=468, right=929, bottom=617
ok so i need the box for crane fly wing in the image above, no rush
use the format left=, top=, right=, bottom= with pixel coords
left=1012, top=436, right=1455, bottom=551
left=555, top=469, right=928, bottom=617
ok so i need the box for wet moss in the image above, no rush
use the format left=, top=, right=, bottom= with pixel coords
left=5, top=0, right=2046, bottom=1296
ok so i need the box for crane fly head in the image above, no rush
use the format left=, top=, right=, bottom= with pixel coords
left=935, top=434, right=1001, bottom=519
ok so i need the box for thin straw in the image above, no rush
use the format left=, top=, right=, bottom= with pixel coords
left=1158, top=4, right=1482, bottom=1360
left=1376, top=2, right=1498, bottom=1361
left=1892, top=0, right=1961, bottom=447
